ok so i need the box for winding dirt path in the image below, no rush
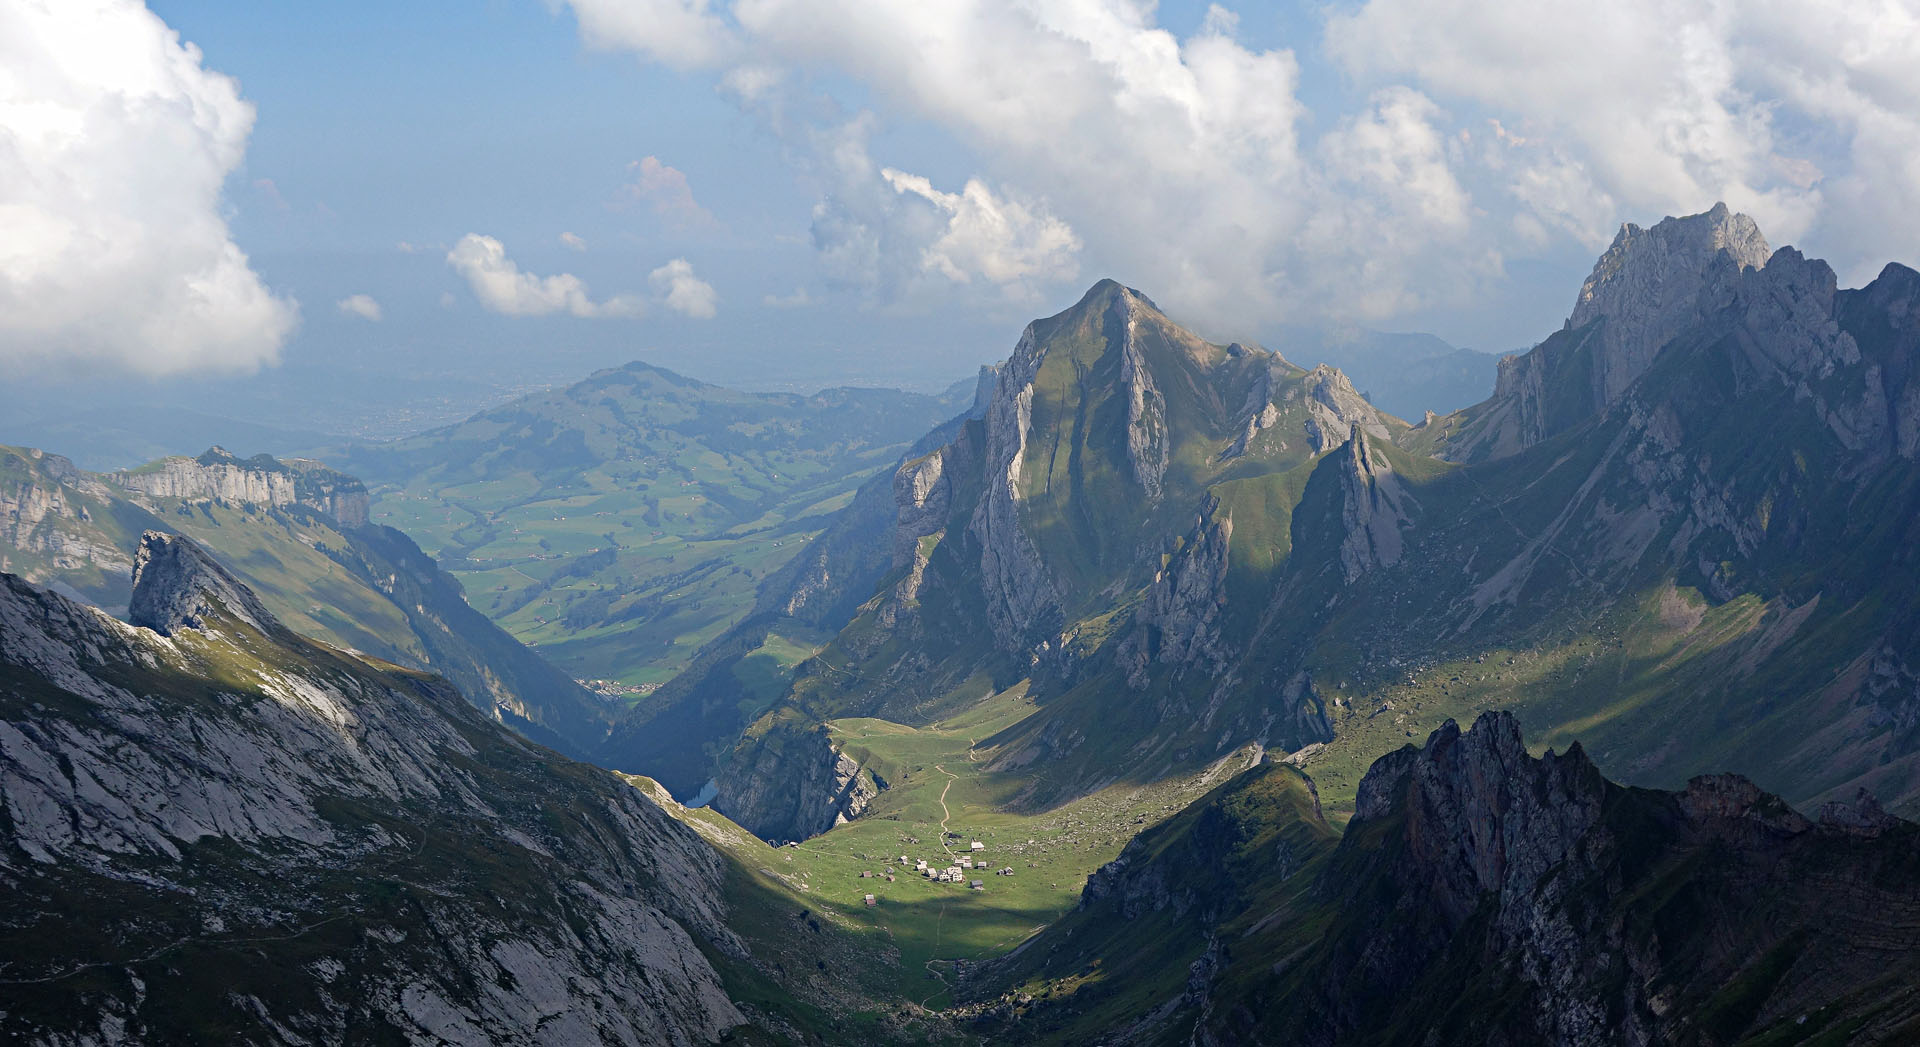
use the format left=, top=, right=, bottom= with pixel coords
left=933, top=764, right=959, bottom=859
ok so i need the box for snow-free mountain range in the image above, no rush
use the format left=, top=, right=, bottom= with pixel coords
left=7, top=206, right=1920, bottom=1044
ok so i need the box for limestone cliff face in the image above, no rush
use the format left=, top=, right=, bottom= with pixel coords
left=116, top=446, right=371, bottom=527
left=1519, top=250, right=1920, bottom=594
left=1301, top=365, right=1392, bottom=454
left=0, top=448, right=134, bottom=590
left=0, top=556, right=748, bottom=1044
left=1571, top=201, right=1773, bottom=405
left=968, top=323, right=1063, bottom=648
left=712, top=726, right=881, bottom=843
left=893, top=447, right=954, bottom=570
left=1449, top=204, right=1773, bottom=462
left=1118, top=294, right=1172, bottom=500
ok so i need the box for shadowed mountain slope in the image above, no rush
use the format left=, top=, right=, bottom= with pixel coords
left=970, top=712, right=1920, bottom=1046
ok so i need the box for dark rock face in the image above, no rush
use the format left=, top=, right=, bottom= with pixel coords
left=1333, top=425, right=1415, bottom=583
left=1348, top=712, right=1606, bottom=926
left=712, top=725, right=881, bottom=842
left=128, top=530, right=281, bottom=638
left=1302, top=712, right=1920, bottom=1046
left=988, top=713, right=1920, bottom=1046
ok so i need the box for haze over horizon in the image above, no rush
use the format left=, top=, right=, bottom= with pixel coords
left=4, top=0, right=1917, bottom=453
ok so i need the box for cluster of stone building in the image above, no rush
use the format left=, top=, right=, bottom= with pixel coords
left=893, top=841, right=1002, bottom=890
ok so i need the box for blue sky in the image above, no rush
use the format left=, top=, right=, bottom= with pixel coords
left=3, top=0, right=1917, bottom=458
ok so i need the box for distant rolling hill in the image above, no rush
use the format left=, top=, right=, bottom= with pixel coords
left=322, top=361, right=970, bottom=692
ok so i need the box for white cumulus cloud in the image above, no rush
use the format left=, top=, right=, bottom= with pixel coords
left=562, top=0, right=1438, bottom=327
left=0, top=0, right=297, bottom=375
left=446, top=234, right=644, bottom=318
left=1326, top=0, right=1920, bottom=283
left=616, top=156, right=717, bottom=228
left=563, top=0, right=1920, bottom=330
left=648, top=258, right=719, bottom=318
left=336, top=294, right=383, bottom=321
left=881, top=168, right=1081, bottom=290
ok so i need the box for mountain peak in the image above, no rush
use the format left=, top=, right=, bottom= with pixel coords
left=1444, top=205, right=1777, bottom=462
left=1070, top=277, right=1160, bottom=315
left=1569, top=204, right=1771, bottom=357
left=128, top=531, right=281, bottom=638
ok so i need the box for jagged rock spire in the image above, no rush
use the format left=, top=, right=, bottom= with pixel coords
left=1336, top=425, right=1415, bottom=582
left=128, top=530, right=281, bottom=638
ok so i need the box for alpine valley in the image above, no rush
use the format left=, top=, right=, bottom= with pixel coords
left=8, top=205, right=1920, bottom=1045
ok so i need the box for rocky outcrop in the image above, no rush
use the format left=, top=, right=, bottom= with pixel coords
left=1301, top=365, right=1391, bottom=453
left=116, top=446, right=371, bottom=527
left=1348, top=712, right=1606, bottom=918
left=127, top=530, right=281, bottom=638
left=0, top=565, right=749, bottom=1044
left=1125, top=497, right=1233, bottom=682
left=1310, top=711, right=1920, bottom=1046
left=983, top=712, right=1920, bottom=1045
left=1220, top=357, right=1293, bottom=460
left=1572, top=201, right=1773, bottom=405
left=1333, top=426, right=1416, bottom=582
left=893, top=447, right=955, bottom=569
left=713, top=725, right=883, bottom=842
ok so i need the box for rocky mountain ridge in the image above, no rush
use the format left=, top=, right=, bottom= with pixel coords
left=973, top=712, right=1920, bottom=1045
left=1445, top=203, right=1773, bottom=462
left=114, top=446, right=371, bottom=527
left=0, top=442, right=612, bottom=757
left=0, top=535, right=753, bottom=1044
left=705, top=279, right=1400, bottom=840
